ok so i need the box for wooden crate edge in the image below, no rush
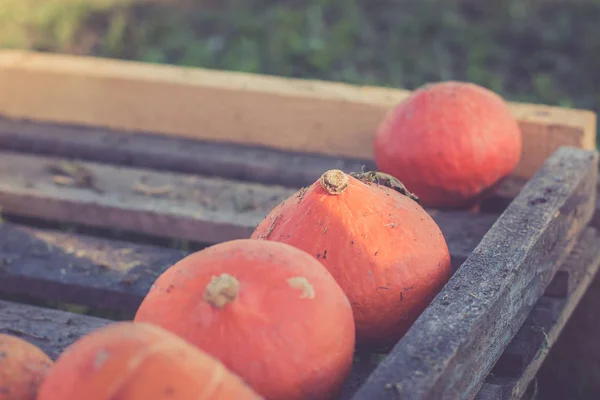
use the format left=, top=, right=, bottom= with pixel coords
left=0, top=49, right=596, bottom=179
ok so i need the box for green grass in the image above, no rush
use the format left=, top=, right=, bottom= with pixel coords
left=2, top=0, right=600, bottom=127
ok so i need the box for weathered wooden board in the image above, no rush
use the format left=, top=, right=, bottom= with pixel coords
left=491, top=175, right=600, bottom=231
left=0, top=224, right=593, bottom=400
left=0, top=151, right=498, bottom=262
left=0, top=204, right=494, bottom=312
left=0, top=300, right=108, bottom=360
left=0, top=118, right=371, bottom=189
left=474, top=227, right=600, bottom=400
left=350, top=147, right=598, bottom=400
left=0, top=50, right=595, bottom=179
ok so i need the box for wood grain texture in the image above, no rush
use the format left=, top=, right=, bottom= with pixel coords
left=0, top=151, right=295, bottom=243
left=476, top=227, right=600, bottom=400
left=0, top=222, right=186, bottom=312
left=0, top=117, right=373, bottom=189
left=0, top=300, right=108, bottom=360
left=350, top=147, right=598, bottom=400
left=0, top=50, right=595, bottom=179
left=0, top=151, right=497, bottom=265
left=0, top=205, right=494, bottom=312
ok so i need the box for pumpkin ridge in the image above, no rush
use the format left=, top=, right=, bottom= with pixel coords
left=104, top=337, right=187, bottom=398
left=197, top=360, right=227, bottom=400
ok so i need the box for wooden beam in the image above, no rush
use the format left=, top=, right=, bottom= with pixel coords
left=0, top=222, right=186, bottom=312
left=350, top=147, right=598, bottom=400
left=0, top=50, right=595, bottom=179
left=475, top=227, right=600, bottom=400
left=0, top=152, right=497, bottom=265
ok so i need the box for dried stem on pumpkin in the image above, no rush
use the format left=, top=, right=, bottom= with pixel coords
left=349, top=171, right=420, bottom=203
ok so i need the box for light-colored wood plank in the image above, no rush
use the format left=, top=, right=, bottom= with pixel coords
left=0, top=151, right=295, bottom=243
left=0, top=49, right=596, bottom=179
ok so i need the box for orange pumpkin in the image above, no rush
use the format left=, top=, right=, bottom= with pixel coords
left=37, top=321, right=263, bottom=400
left=373, top=81, right=522, bottom=209
left=0, top=334, right=53, bottom=400
left=134, top=239, right=356, bottom=400
left=251, top=170, right=452, bottom=347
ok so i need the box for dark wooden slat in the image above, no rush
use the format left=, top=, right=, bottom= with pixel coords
left=0, top=118, right=527, bottom=213
left=0, top=151, right=498, bottom=266
left=0, top=118, right=373, bottom=189
left=0, top=209, right=495, bottom=313
left=476, top=227, right=600, bottom=400
left=0, top=222, right=186, bottom=312
left=489, top=174, right=600, bottom=231
left=0, top=300, right=108, bottom=360
left=350, top=147, right=598, bottom=400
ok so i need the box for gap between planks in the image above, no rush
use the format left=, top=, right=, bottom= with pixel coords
left=0, top=225, right=595, bottom=400
left=0, top=50, right=596, bottom=179
left=0, top=151, right=497, bottom=265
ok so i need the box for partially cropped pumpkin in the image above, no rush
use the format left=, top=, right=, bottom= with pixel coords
left=37, top=321, right=263, bottom=400
left=0, top=334, right=53, bottom=400
left=373, top=81, right=522, bottom=209
left=251, top=170, right=452, bottom=347
left=134, top=239, right=355, bottom=400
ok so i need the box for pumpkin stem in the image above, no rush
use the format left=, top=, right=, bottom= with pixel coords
left=204, top=273, right=240, bottom=308
left=319, top=170, right=349, bottom=195
left=349, top=171, right=420, bottom=203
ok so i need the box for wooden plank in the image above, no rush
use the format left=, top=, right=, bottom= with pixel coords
left=0, top=151, right=295, bottom=244
left=0, top=206, right=495, bottom=312
left=0, top=222, right=186, bottom=312
left=488, top=175, right=600, bottom=230
left=475, top=227, right=600, bottom=400
left=0, top=117, right=372, bottom=189
left=350, top=147, right=598, bottom=400
left=0, top=300, right=108, bottom=360
left=0, top=152, right=497, bottom=265
left=0, top=50, right=595, bottom=179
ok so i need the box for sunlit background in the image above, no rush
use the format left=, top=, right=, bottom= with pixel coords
left=2, top=0, right=599, bottom=141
